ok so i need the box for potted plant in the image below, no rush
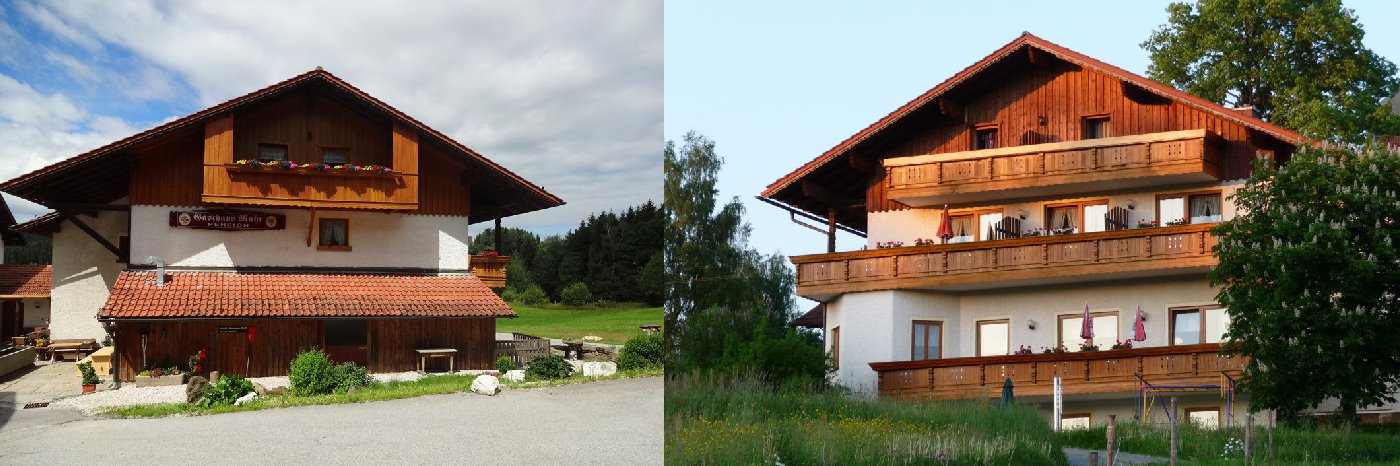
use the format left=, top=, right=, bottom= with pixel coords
left=78, top=361, right=100, bottom=393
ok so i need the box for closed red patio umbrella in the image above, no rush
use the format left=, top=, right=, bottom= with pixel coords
left=937, top=205, right=954, bottom=243
left=1079, top=302, right=1094, bottom=341
left=1133, top=305, right=1147, bottom=341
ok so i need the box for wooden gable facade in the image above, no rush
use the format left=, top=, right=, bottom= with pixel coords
left=762, top=33, right=1305, bottom=233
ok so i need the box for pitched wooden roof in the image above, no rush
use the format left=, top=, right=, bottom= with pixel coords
left=98, top=270, right=514, bottom=320
left=0, top=69, right=563, bottom=223
left=761, top=32, right=1307, bottom=232
left=0, top=195, right=20, bottom=244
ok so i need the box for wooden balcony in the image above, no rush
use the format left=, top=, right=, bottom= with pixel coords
left=470, top=255, right=510, bottom=289
left=870, top=343, right=1245, bottom=400
left=792, top=223, right=1217, bottom=298
left=884, top=129, right=1222, bottom=207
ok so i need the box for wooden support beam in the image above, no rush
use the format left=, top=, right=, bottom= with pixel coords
left=53, top=203, right=132, bottom=212
left=1027, top=46, right=1054, bottom=68
left=1121, top=81, right=1170, bottom=105
left=848, top=154, right=878, bottom=174
left=494, top=218, right=504, bottom=255
left=936, top=98, right=965, bottom=122
left=55, top=209, right=122, bottom=258
left=826, top=209, right=837, bottom=253
left=801, top=181, right=860, bottom=213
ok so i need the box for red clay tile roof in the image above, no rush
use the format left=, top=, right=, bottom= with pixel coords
left=98, top=270, right=516, bottom=320
left=761, top=32, right=1309, bottom=199
left=0, top=265, right=51, bottom=298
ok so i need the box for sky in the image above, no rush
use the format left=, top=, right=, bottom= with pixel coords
left=664, top=0, right=1400, bottom=305
left=0, top=1, right=662, bottom=236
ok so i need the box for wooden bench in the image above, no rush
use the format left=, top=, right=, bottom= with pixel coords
left=414, top=348, right=457, bottom=373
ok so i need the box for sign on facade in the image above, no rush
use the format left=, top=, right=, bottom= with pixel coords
left=169, top=210, right=286, bottom=231
left=218, top=326, right=249, bottom=333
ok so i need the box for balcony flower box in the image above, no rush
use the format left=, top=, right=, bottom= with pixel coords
left=226, top=161, right=399, bottom=178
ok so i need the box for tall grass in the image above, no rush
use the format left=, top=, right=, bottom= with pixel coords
left=1059, top=420, right=1400, bottom=465
left=666, top=372, right=1067, bottom=465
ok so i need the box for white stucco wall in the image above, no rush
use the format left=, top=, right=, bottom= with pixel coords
left=129, top=206, right=471, bottom=269
left=51, top=209, right=128, bottom=341
left=21, top=298, right=50, bottom=328
left=826, top=291, right=895, bottom=395
left=866, top=182, right=1243, bottom=248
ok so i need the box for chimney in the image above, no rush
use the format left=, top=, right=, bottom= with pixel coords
left=1231, top=105, right=1260, bottom=119
left=148, top=256, right=165, bottom=287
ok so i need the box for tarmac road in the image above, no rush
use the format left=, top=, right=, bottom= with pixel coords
left=0, top=376, right=662, bottom=465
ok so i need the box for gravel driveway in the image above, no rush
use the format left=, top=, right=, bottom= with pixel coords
left=1, top=376, right=662, bottom=465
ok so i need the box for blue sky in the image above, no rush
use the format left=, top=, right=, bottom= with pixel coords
left=664, top=0, right=1400, bottom=306
left=0, top=1, right=662, bottom=237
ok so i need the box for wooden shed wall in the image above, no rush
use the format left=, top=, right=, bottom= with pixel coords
left=865, top=61, right=1271, bottom=212
left=416, top=144, right=472, bottom=217
left=233, top=96, right=392, bottom=167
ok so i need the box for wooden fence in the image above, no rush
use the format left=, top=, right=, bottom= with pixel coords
left=495, top=332, right=550, bottom=366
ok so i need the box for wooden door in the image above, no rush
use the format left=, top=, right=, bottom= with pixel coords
left=215, top=331, right=249, bottom=377
left=1, top=300, right=21, bottom=341
left=324, top=320, right=369, bottom=366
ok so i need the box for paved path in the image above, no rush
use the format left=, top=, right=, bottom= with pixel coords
left=0, top=376, right=662, bottom=465
left=1063, top=447, right=1169, bottom=466
left=0, top=361, right=108, bottom=408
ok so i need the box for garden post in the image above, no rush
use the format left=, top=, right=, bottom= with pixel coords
left=1267, top=412, right=1275, bottom=459
left=1087, top=451, right=1098, bottom=466
left=1244, top=412, right=1254, bottom=466
left=1106, top=414, right=1116, bottom=466
left=1169, top=397, right=1177, bottom=466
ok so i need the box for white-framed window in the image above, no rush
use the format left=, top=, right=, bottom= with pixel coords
left=1171, top=306, right=1229, bottom=345
left=977, top=319, right=1010, bottom=356
left=1158, top=192, right=1222, bottom=225
left=1059, top=311, right=1119, bottom=349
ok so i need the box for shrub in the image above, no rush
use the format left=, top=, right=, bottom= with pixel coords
left=289, top=349, right=335, bottom=396
left=500, top=287, right=520, bottom=303
left=618, top=332, right=664, bottom=370
left=517, top=284, right=549, bottom=306
left=560, top=282, right=594, bottom=306
left=78, top=361, right=100, bottom=385
left=496, top=355, right=518, bottom=373
left=526, top=355, right=573, bottom=380
left=330, top=363, right=374, bottom=392
left=198, top=374, right=254, bottom=407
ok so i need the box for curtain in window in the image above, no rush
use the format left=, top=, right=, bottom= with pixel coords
left=949, top=215, right=975, bottom=243
left=1048, top=207, right=1078, bottom=231
left=1158, top=197, right=1185, bottom=224
left=1083, top=204, right=1108, bottom=233
left=978, top=213, right=1003, bottom=240
left=1190, top=195, right=1222, bottom=224
left=320, top=221, right=348, bottom=246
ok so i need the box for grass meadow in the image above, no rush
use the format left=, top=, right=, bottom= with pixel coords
left=498, top=302, right=662, bottom=344
left=665, top=372, right=1068, bottom=465
left=1059, top=420, right=1400, bottom=465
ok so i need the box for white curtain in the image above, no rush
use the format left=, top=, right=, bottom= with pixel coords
left=949, top=216, right=975, bottom=243
left=1083, top=204, right=1108, bottom=233
left=1158, top=197, right=1185, bottom=224
left=979, top=212, right=1003, bottom=240
left=1048, top=207, right=1078, bottom=231
left=1190, top=195, right=1222, bottom=224
left=978, top=322, right=1009, bottom=356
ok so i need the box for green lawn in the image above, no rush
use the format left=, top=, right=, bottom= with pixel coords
left=666, top=372, right=1068, bottom=465
left=497, top=303, right=661, bottom=344
left=1060, top=421, right=1400, bottom=465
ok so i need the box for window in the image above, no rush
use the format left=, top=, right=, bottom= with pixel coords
left=1044, top=200, right=1108, bottom=233
left=1083, top=115, right=1111, bottom=139
left=977, top=319, right=1010, bottom=356
left=1171, top=306, right=1229, bottom=345
left=258, top=143, right=288, bottom=162
left=974, top=125, right=999, bottom=150
left=1061, top=414, right=1092, bottom=430
left=946, top=209, right=1003, bottom=243
left=1185, top=407, right=1221, bottom=428
left=322, top=147, right=349, bottom=165
left=318, top=218, right=351, bottom=251
left=912, top=321, right=943, bottom=361
left=830, top=326, right=840, bottom=369
left=1157, top=192, right=1222, bottom=225
left=1059, top=311, right=1119, bottom=349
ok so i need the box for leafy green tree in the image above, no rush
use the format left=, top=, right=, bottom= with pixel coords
left=1211, top=145, right=1400, bottom=426
left=1143, top=0, right=1400, bottom=142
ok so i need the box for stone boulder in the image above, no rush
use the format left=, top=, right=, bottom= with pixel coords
left=252, top=382, right=268, bottom=396
left=233, top=392, right=258, bottom=406
left=267, top=387, right=288, bottom=396
left=502, top=370, right=525, bottom=383
left=582, top=361, right=617, bottom=377
left=185, top=376, right=210, bottom=404
left=470, top=375, right=501, bottom=396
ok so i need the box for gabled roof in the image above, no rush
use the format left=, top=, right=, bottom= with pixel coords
left=761, top=32, right=1307, bottom=225
left=0, top=195, right=20, bottom=245
left=0, top=265, right=50, bottom=298
left=98, top=270, right=514, bottom=320
left=0, top=69, right=563, bottom=222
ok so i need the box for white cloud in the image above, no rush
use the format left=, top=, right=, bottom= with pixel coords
left=6, top=0, right=662, bottom=229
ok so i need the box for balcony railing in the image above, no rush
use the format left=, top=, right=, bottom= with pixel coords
left=870, top=343, right=1245, bottom=400
left=792, top=223, right=1218, bottom=297
left=202, top=165, right=419, bottom=211
left=470, top=255, right=510, bottom=289
left=883, top=129, right=1222, bottom=207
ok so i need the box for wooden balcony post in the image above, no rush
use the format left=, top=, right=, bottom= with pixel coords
left=494, top=218, right=504, bottom=255
left=827, top=208, right=837, bottom=253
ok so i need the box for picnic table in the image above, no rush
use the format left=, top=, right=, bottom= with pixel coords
left=639, top=324, right=661, bottom=335
left=552, top=341, right=585, bottom=360
left=414, top=348, right=458, bottom=373
left=48, top=339, right=98, bottom=362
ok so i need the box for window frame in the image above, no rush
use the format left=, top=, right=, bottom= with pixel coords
left=1169, top=305, right=1228, bottom=346
left=1184, top=406, right=1222, bottom=428
left=1155, top=190, right=1223, bottom=225
left=1057, top=311, right=1119, bottom=348
left=317, top=217, right=352, bottom=251
left=946, top=208, right=1005, bottom=242
left=976, top=318, right=1011, bottom=357
left=1042, top=199, right=1109, bottom=233
left=320, top=146, right=350, bottom=165
left=1061, top=413, right=1093, bottom=430
left=911, top=320, right=943, bottom=361
left=830, top=326, right=840, bottom=370
left=972, top=123, right=999, bottom=150
left=257, top=143, right=289, bottom=162
left=1082, top=114, right=1111, bottom=139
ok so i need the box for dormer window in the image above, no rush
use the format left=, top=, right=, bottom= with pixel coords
left=973, top=125, right=998, bottom=150
left=322, top=147, right=349, bottom=165
left=258, top=144, right=288, bottom=162
left=1083, top=115, right=1110, bottom=139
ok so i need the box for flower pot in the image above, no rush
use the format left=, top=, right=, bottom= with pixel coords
left=81, top=383, right=96, bottom=394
